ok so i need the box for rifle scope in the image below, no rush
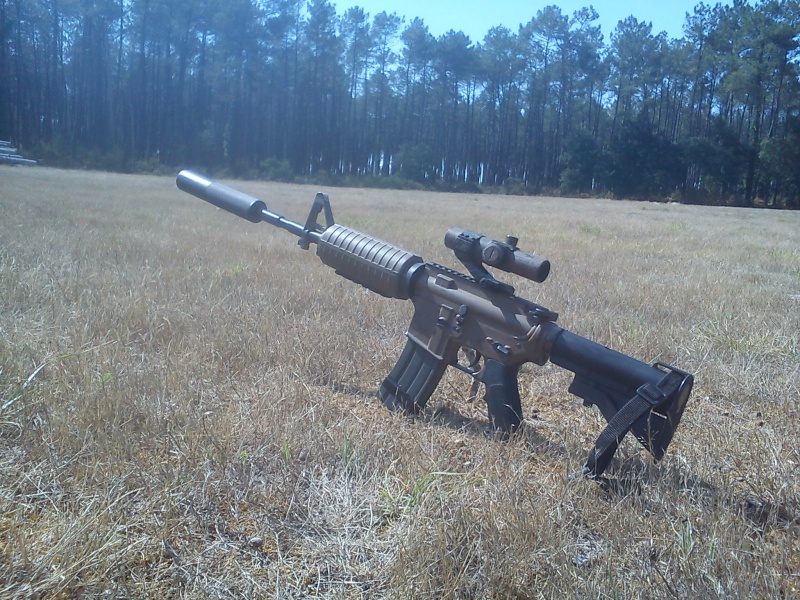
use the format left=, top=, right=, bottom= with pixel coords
left=444, top=227, right=550, bottom=284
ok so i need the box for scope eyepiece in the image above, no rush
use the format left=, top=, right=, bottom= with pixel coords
left=445, top=227, right=550, bottom=284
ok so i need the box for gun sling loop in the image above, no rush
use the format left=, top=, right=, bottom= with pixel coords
left=580, top=370, right=682, bottom=480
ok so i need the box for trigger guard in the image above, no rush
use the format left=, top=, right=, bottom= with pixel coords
left=458, top=346, right=481, bottom=370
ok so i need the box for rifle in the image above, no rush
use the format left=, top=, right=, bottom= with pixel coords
left=176, top=170, right=694, bottom=479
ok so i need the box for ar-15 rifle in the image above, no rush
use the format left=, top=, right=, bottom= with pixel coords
left=177, top=170, right=693, bottom=479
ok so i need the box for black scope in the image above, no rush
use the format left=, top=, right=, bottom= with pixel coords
left=444, top=227, right=550, bottom=284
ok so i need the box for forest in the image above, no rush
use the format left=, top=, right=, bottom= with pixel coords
left=2, top=0, right=800, bottom=208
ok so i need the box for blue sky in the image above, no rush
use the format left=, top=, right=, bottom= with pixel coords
left=340, top=0, right=736, bottom=42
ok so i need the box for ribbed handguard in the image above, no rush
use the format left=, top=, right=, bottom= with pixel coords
left=316, top=224, right=423, bottom=299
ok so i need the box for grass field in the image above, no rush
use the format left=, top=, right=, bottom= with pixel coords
left=1, top=166, right=798, bottom=598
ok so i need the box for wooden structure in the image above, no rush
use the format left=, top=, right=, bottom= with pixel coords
left=0, top=140, right=37, bottom=166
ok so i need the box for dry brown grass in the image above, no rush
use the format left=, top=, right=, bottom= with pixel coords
left=0, top=165, right=798, bottom=598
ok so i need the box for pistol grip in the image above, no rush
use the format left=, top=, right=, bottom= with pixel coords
left=379, top=338, right=448, bottom=414
left=480, top=360, right=523, bottom=433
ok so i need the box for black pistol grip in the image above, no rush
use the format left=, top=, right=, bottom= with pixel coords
left=481, top=359, right=523, bottom=434
left=379, top=338, right=448, bottom=414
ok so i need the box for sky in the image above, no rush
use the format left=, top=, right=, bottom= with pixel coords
left=340, top=0, right=734, bottom=43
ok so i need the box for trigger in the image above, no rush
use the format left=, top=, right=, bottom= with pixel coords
left=453, top=347, right=482, bottom=378
left=459, top=347, right=482, bottom=402
left=459, top=346, right=481, bottom=370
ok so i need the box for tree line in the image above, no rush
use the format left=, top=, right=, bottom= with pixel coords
left=2, top=0, right=799, bottom=208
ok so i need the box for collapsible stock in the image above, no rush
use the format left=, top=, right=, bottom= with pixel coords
left=550, top=330, right=693, bottom=477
